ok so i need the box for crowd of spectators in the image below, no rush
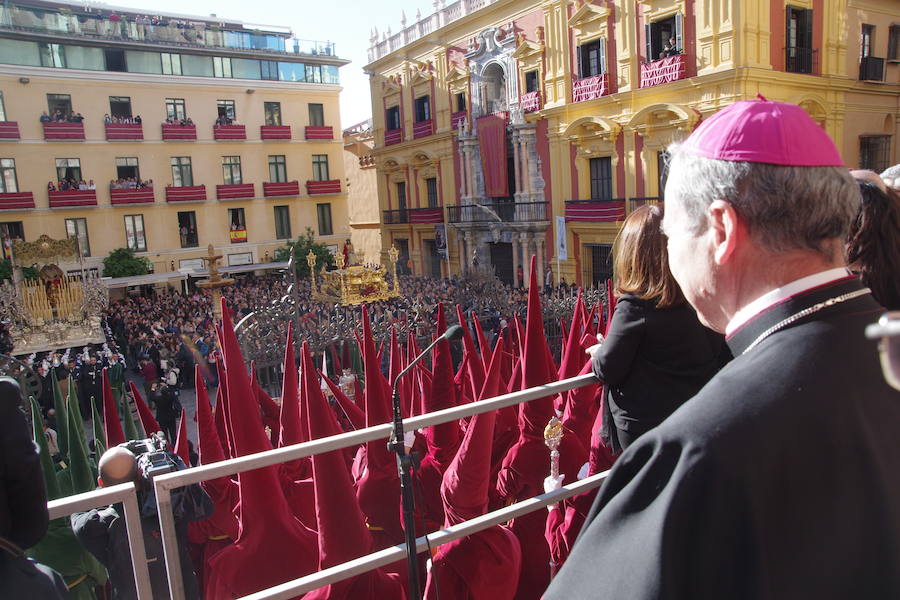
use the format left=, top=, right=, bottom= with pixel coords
left=103, top=114, right=143, bottom=124
left=109, top=178, right=153, bottom=189
left=39, top=110, right=85, bottom=123
left=102, top=272, right=591, bottom=390
left=48, top=179, right=96, bottom=192
left=215, top=115, right=238, bottom=126
left=164, top=117, right=195, bottom=126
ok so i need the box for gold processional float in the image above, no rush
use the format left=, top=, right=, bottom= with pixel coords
left=0, top=234, right=108, bottom=355
left=308, top=244, right=401, bottom=305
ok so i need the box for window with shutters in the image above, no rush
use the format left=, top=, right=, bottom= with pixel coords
left=589, top=157, right=612, bottom=201
left=578, top=39, right=606, bottom=77
left=414, top=96, right=431, bottom=122
left=785, top=7, right=814, bottom=74
left=645, top=15, right=682, bottom=62
left=386, top=105, right=401, bottom=130
left=889, top=25, right=900, bottom=61
left=425, top=177, right=439, bottom=208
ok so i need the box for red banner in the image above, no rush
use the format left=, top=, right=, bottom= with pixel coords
left=477, top=114, right=508, bottom=198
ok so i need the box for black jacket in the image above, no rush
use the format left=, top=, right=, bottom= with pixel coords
left=592, top=295, right=728, bottom=440
left=549, top=277, right=900, bottom=599
left=0, top=380, right=48, bottom=551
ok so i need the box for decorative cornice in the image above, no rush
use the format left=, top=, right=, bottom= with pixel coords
left=568, top=1, right=611, bottom=29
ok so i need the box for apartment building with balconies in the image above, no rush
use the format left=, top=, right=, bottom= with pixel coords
left=0, top=0, right=349, bottom=281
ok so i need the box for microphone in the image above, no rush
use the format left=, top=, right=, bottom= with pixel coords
left=389, top=323, right=463, bottom=600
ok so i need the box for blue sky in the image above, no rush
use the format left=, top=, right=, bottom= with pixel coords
left=107, top=0, right=433, bottom=126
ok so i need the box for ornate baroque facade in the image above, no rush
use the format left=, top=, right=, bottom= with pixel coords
left=367, top=0, right=899, bottom=287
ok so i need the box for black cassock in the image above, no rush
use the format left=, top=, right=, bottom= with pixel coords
left=546, top=276, right=900, bottom=599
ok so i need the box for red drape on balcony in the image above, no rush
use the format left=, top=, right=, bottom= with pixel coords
left=477, top=115, right=508, bottom=198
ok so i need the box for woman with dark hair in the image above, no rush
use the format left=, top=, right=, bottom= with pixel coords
left=847, top=173, right=900, bottom=310
left=590, top=204, right=728, bottom=452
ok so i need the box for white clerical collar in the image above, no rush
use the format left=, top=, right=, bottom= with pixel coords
left=726, top=267, right=853, bottom=337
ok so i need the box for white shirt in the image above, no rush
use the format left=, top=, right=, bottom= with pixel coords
left=726, top=267, right=852, bottom=337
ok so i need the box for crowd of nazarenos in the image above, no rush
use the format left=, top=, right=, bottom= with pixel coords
left=28, top=256, right=616, bottom=599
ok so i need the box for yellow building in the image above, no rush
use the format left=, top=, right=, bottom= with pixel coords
left=342, top=118, right=383, bottom=265
left=0, top=0, right=349, bottom=285
left=366, top=0, right=899, bottom=287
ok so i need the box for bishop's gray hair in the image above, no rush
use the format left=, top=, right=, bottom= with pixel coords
left=664, top=142, right=860, bottom=259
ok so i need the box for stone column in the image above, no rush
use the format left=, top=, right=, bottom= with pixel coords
left=511, top=235, right=520, bottom=287
left=536, top=234, right=545, bottom=287
left=459, top=146, right=469, bottom=200
left=512, top=130, right=522, bottom=195
left=520, top=134, right=532, bottom=195
left=520, top=232, right=531, bottom=286
left=465, top=143, right=475, bottom=199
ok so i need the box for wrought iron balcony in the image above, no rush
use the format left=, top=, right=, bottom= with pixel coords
left=105, top=123, right=144, bottom=141
left=384, top=128, right=403, bottom=146
left=413, top=119, right=434, bottom=139
left=110, top=188, right=155, bottom=205
left=564, top=199, right=626, bottom=223
left=785, top=47, right=815, bottom=74
left=306, top=180, right=341, bottom=195
left=261, top=126, right=292, bottom=140
left=572, top=74, right=608, bottom=103
left=520, top=91, right=542, bottom=113
left=161, top=124, right=197, bottom=141
left=213, top=125, right=247, bottom=141
left=627, top=196, right=661, bottom=213
left=216, top=184, right=255, bottom=200
left=447, top=201, right=548, bottom=223
left=43, top=122, right=85, bottom=140
left=0, top=192, right=34, bottom=210
left=165, top=186, right=207, bottom=203
left=305, top=126, right=333, bottom=140
left=49, top=189, right=96, bottom=208
left=0, top=122, right=21, bottom=140
left=859, top=56, right=885, bottom=81
left=639, top=55, right=687, bottom=88
left=263, top=181, right=300, bottom=197
left=383, top=207, right=444, bottom=224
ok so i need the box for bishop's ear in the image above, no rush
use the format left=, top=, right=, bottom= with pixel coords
left=708, top=200, right=741, bottom=265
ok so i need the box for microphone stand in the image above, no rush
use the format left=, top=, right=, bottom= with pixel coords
left=388, top=326, right=462, bottom=600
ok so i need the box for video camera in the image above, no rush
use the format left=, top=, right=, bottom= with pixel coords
left=122, top=432, right=179, bottom=482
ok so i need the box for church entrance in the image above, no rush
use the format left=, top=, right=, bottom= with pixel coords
left=490, top=242, right=513, bottom=285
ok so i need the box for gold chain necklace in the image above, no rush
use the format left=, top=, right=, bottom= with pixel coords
left=742, top=288, right=871, bottom=355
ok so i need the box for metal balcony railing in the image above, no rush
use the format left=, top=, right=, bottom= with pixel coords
left=447, top=201, right=548, bottom=223
left=859, top=56, right=885, bottom=81
left=627, top=196, right=661, bottom=213
left=565, top=198, right=626, bottom=222
left=153, top=372, right=600, bottom=599
left=38, top=372, right=602, bottom=600
left=383, top=207, right=444, bottom=224
left=785, top=47, right=815, bottom=74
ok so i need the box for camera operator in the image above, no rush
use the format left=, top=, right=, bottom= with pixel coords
left=150, top=382, right=180, bottom=444
left=71, top=438, right=212, bottom=599
left=0, top=378, right=68, bottom=598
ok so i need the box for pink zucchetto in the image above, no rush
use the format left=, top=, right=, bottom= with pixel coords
left=682, top=95, right=844, bottom=167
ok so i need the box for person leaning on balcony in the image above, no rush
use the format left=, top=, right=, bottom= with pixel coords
left=547, top=97, right=900, bottom=600
left=39, top=112, right=52, bottom=123
left=587, top=204, right=728, bottom=453
left=664, top=36, right=680, bottom=57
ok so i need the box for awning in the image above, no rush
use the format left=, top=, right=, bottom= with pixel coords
left=187, top=261, right=290, bottom=277
left=102, top=271, right=188, bottom=289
